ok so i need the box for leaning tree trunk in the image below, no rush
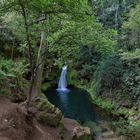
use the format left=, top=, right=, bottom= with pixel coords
left=34, top=31, right=47, bottom=97
left=26, top=31, right=47, bottom=107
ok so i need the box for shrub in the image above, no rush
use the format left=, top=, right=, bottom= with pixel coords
left=0, top=57, right=28, bottom=94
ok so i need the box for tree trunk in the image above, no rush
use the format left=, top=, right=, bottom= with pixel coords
left=26, top=31, right=47, bottom=107
left=33, top=31, right=47, bottom=97
left=18, top=0, right=48, bottom=108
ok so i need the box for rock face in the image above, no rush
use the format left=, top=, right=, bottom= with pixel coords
left=63, top=118, right=92, bottom=140
left=37, top=108, right=62, bottom=127
left=34, top=93, right=63, bottom=127
left=72, top=126, right=91, bottom=140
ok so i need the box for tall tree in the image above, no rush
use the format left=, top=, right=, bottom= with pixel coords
left=0, top=0, right=93, bottom=107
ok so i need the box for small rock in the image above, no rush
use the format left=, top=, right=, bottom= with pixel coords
left=4, top=119, right=8, bottom=122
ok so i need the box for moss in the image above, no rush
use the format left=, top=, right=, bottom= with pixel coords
left=58, top=119, right=65, bottom=139
left=37, top=110, right=62, bottom=127
left=72, top=135, right=92, bottom=140
left=34, top=93, right=63, bottom=127
left=41, top=82, right=51, bottom=91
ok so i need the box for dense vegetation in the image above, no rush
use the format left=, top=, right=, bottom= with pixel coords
left=0, top=0, right=140, bottom=139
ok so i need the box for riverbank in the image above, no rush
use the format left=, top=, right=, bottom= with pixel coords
left=78, top=84, right=140, bottom=140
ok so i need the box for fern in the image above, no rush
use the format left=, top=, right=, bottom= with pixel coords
left=0, top=57, right=28, bottom=94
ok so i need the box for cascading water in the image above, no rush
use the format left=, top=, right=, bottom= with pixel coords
left=57, top=65, right=69, bottom=91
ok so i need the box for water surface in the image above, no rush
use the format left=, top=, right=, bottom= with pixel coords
left=45, top=88, right=100, bottom=124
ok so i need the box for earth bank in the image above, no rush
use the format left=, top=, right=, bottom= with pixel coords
left=0, top=95, right=92, bottom=140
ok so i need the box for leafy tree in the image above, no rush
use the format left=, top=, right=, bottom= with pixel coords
left=90, top=0, right=140, bottom=29
left=121, top=3, right=140, bottom=50
left=94, top=53, right=124, bottom=96
left=0, top=0, right=94, bottom=107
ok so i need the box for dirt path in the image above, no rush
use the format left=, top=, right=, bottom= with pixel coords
left=0, top=96, right=71, bottom=140
left=31, top=121, right=62, bottom=140
left=0, top=96, right=63, bottom=140
left=0, top=96, right=31, bottom=140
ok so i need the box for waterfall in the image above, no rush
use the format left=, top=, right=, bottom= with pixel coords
left=57, top=65, right=68, bottom=91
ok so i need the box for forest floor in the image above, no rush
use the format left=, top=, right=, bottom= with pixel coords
left=0, top=96, right=74, bottom=140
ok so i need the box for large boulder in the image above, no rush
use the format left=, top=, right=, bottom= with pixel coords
left=72, top=126, right=92, bottom=140
left=37, top=108, right=63, bottom=127
left=63, top=118, right=92, bottom=140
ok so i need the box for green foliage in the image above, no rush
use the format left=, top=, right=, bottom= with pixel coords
left=0, top=0, right=140, bottom=138
left=48, top=13, right=117, bottom=66
left=76, top=27, right=117, bottom=82
left=121, top=49, right=140, bottom=60
left=121, top=3, right=140, bottom=50
left=121, top=57, right=140, bottom=103
left=92, top=49, right=140, bottom=106
left=41, top=83, right=51, bottom=91
left=94, top=53, right=124, bottom=95
left=93, top=96, right=114, bottom=111
left=0, top=58, right=28, bottom=94
left=67, top=68, right=78, bottom=85
left=113, top=113, right=140, bottom=138
left=113, top=118, right=130, bottom=136
left=84, top=82, right=114, bottom=111
left=91, top=0, right=140, bottom=29
left=0, top=0, right=93, bottom=66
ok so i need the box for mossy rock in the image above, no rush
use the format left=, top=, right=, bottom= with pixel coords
left=34, top=93, right=63, bottom=127
left=37, top=109, right=62, bottom=127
